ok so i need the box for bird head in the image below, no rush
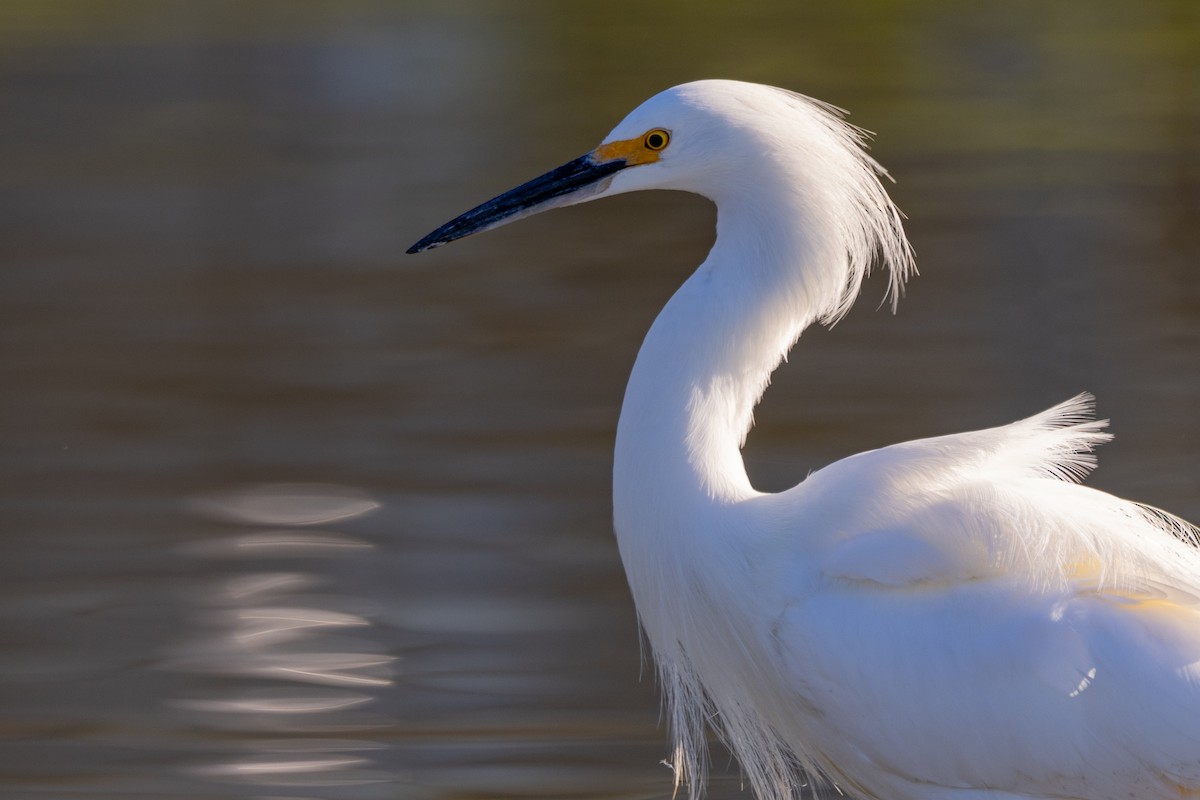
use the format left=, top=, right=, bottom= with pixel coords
left=407, top=80, right=912, bottom=321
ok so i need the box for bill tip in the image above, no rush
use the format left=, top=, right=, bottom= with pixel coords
left=406, top=238, right=440, bottom=255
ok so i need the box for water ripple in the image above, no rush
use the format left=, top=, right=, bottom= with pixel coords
left=170, top=482, right=394, bottom=795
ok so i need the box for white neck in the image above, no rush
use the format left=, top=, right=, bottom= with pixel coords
left=599, top=83, right=914, bottom=796
left=613, top=177, right=844, bottom=532
left=608, top=177, right=849, bottom=782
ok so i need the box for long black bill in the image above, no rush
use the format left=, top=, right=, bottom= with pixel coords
left=407, top=153, right=627, bottom=254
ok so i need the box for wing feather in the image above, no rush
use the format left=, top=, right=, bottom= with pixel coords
left=794, top=393, right=1200, bottom=593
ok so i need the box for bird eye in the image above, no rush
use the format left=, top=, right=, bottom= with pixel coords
left=643, top=129, right=670, bottom=151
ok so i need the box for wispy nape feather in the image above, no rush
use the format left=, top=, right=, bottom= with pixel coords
left=769, top=87, right=916, bottom=323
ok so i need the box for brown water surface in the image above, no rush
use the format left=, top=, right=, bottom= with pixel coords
left=1, top=2, right=1197, bottom=798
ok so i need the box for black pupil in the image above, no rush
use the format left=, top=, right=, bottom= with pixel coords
left=647, top=133, right=664, bottom=149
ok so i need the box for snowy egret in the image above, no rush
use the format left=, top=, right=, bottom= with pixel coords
left=408, top=80, right=1200, bottom=800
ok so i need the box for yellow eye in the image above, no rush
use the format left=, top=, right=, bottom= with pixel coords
left=643, top=129, right=670, bottom=151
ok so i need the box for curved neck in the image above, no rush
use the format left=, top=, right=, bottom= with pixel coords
left=613, top=190, right=833, bottom=528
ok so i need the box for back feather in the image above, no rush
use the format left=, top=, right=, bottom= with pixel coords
left=978, top=392, right=1112, bottom=483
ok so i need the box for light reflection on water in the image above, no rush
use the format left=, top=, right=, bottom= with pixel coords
left=171, top=484, right=395, bottom=796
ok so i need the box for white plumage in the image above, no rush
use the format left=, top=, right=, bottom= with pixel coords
left=410, top=79, right=1200, bottom=800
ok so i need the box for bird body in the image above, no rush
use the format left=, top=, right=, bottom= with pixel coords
left=622, top=393, right=1200, bottom=799
left=410, top=80, right=1200, bottom=800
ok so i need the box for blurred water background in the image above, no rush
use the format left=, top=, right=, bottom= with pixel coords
left=0, top=1, right=1197, bottom=798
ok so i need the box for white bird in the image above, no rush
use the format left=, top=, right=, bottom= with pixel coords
left=408, top=80, right=1200, bottom=800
